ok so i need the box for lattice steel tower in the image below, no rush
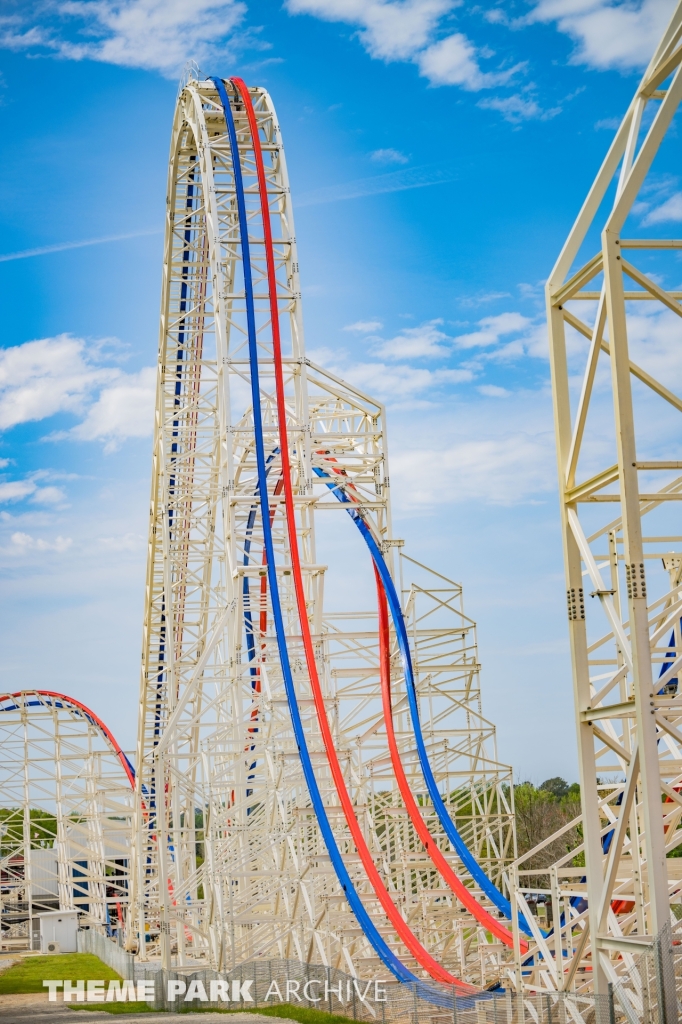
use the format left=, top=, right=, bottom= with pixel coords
left=130, top=76, right=516, bottom=984
left=536, top=0, right=682, bottom=998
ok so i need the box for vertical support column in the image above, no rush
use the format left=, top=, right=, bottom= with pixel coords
left=602, top=231, right=668, bottom=938
left=22, top=707, right=34, bottom=951
left=157, top=752, right=172, bottom=970
left=546, top=301, right=607, bottom=993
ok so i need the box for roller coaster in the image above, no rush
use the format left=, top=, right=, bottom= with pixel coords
left=129, top=72, right=517, bottom=987
left=3, top=1, right=682, bottom=1007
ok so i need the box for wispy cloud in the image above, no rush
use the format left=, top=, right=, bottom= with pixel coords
left=457, top=290, right=511, bottom=307
left=643, top=192, right=682, bottom=225
left=372, top=320, right=451, bottom=360
left=526, top=0, right=677, bottom=72
left=6, top=531, right=72, bottom=554
left=0, top=475, right=68, bottom=507
left=344, top=320, right=384, bottom=333
left=595, top=116, right=621, bottom=131
left=0, top=334, right=155, bottom=450
left=391, top=418, right=556, bottom=506
left=453, top=312, right=533, bottom=349
left=417, top=34, right=524, bottom=89
left=285, top=0, right=456, bottom=63
left=297, top=164, right=456, bottom=207
left=0, top=0, right=247, bottom=79
left=329, top=360, right=473, bottom=401
left=478, top=93, right=561, bottom=124
left=0, top=229, right=161, bottom=264
left=371, top=148, right=409, bottom=165
left=286, top=0, right=525, bottom=98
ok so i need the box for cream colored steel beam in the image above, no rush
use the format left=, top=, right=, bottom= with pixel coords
left=541, top=0, right=682, bottom=1000
left=131, top=77, right=518, bottom=983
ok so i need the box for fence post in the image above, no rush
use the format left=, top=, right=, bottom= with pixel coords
left=654, top=932, right=669, bottom=1024
left=608, top=984, right=616, bottom=1024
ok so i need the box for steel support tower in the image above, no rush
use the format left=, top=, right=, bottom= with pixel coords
left=130, top=75, right=517, bottom=984
left=537, top=0, right=682, bottom=997
left=0, top=690, right=134, bottom=949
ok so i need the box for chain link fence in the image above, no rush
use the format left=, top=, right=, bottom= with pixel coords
left=608, top=922, right=682, bottom=1024
left=130, top=958, right=607, bottom=1022
left=78, top=926, right=135, bottom=981
left=81, top=921, right=682, bottom=1022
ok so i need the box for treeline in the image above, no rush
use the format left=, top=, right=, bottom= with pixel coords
left=0, top=808, right=58, bottom=850
left=511, top=777, right=583, bottom=872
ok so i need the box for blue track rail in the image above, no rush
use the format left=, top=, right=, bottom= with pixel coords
left=312, top=466, right=535, bottom=939
left=211, top=75, right=419, bottom=984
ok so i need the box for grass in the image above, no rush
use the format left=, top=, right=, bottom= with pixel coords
left=72, top=1001, right=153, bottom=1014
left=0, top=953, right=121, bottom=994
left=223, top=1005, right=361, bottom=1024
left=73, top=999, right=365, bottom=1020
left=0, top=955, right=368, bottom=1022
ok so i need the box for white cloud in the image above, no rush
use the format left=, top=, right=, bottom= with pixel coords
left=486, top=320, right=550, bottom=360
left=527, top=0, right=677, bottom=71
left=328, top=311, right=551, bottom=407
left=0, top=476, right=69, bottom=507
left=8, top=531, right=72, bottom=554
left=0, top=229, right=160, bottom=264
left=417, top=33, right=523, bottom=89
left=485, top=7, right=509, bottom=24
left=519, top=321, right=550, bottom=359
left=325, top=359, right=472, bottom=400
left=478, top=93, right=561, bottom=123
left=30, top=486, right=67, bottom=506
left=0, top=480, right=36, bottom=503
left=99, top=533, right=145, bottom=551
left=372, top=320, right=451, bottom=359
left=0, top=335, right=155, bottom=450
left=0, top=335, right=114, bottom=430
left=621, top=305, right=682, bottom=389
left=643, top=192, right=682, bottom=224
left=1, top=0, right=247, bottom=77
left=458, top=290, right=512, bottom=307
left=453, top=312, right=533, bottom=348
left=344, top=320, right=384, bottom=333
left=286, top=0, right=523, bottom=94
left=371, top=148, right=409, bottom=164
left=297, top=164, right=456, bottom=207
left=286, top=0, right=455, bottom=61
left=71, top=367, right=156, bottom=451
left=0, top=24, right=48, bottom=52
left=308, top=346, right=340, bottom=364
left=391, top=430, right=555, bottom=505
left=595, top=116, right=621, bottom=130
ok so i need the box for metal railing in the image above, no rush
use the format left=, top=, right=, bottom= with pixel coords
left=81, top=923, right=682, bottom=1022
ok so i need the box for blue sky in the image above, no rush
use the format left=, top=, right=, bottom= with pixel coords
left=0, top=0, right=680, bottom=780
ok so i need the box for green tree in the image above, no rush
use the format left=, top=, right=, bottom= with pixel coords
left=513, top=781, right=583, bottom=887
left=539, top=777, right=570, bottom=799
left=0, top=808, right=58, bottom=849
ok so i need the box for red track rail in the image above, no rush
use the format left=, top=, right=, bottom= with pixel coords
left=316, top=451, right=524, bottom=951
left=232, top=76, right=475, bottom=990
left=374, top=575, right=525, bottom=950
left=5, top=689, right=135, bottom=789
